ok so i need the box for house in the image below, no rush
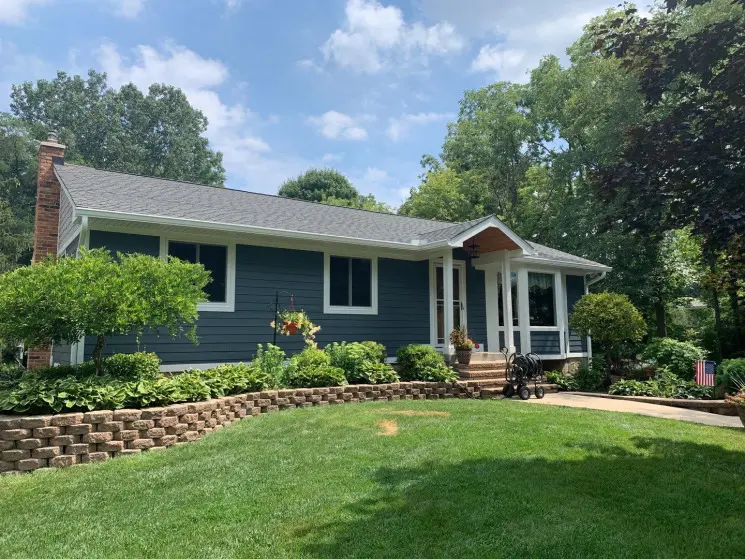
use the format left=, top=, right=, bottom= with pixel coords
left=30, top=134, right=610, bottom=371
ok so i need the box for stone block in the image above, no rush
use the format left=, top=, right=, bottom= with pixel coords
left=51, top=413, right=84, bottom=427
left=18, top=458, right=46, bottom=471
left=117, top=449, right=141, bottom=456
left=97, top=441, right=125, bottom=452
left=113, top=409, right=142, bottom=422
left=20, top=416, right=52, bottom=429
left=0, top=418, right=21, bottom=430
left=66, top=444, right=90, bottom=455
left=0, top=460, right=15, bottom=472
left=129, top=438, right=155, bottom=450
left=0, top=441, right=14, bottom=451
left=32, top=446, right=61, bottom=459
left=116, top=430, right=139, bottom=441
left=82, top=452, right=109, bottom=463
left=33, top=426, right=61, bottom=438
left=130, top=419, right=155, bottom=430
left=50, top=435, right=76, bottom=446
left=2, top=449, right=30, bottom=461
left=165, top=404, right=188, bottom=417
left=177, top=431, right=200, bottom=442
left=50, top=455, right=77, bottom=468
left=146, top=428, right=166, bottom=438
left=16, top=438, right=44, bottom=450
left=97, top=421, right=124, bottom=433
left=1, top=429, right=31, bottom=441
left=154, top=435, right=178, bottom=447
left=66, top=424, right=92, bottom=435
left=83, top=432, right=113, bottom=444
left=181, top=413, right=198, bottom=423
left=140, top=407, right=168, bottom=420
left=83, top=411, right=113, bottom=424
left=166, top=424, right=188, bottom=436
left=155, top=416, right=178, bottom=428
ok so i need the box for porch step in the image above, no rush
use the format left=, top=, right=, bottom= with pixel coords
left=457, top=362, right=506, bottom=370
left=480, top=384, right=559, bottom=399
left=458, top=369, right=506, bottom=380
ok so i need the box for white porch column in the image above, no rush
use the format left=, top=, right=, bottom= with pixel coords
left=517, top=266, right=531, bottom=354
left=555, top=271, right=566, bottom=357
left=484, top=264, right=500, bottom=353
left=501, top=251, right=516, bottom=353
left=443, top=250, right=454, bottom=357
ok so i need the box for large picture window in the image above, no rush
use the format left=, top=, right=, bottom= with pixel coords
left=168, top=241, right=228, bottom=303
left=325, top=254, right=377, bottom=314
left=528, top=272, right=556, bottom=326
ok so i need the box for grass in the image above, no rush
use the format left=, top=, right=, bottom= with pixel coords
left=1, top=399, right=744, bottom=559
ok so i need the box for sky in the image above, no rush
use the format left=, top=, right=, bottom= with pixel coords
left=0, top=0, right=619, bottom=207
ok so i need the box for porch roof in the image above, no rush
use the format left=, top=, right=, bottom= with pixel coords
left=56, top=163, right=610, bottom=270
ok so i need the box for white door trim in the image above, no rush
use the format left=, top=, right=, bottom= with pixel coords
left=429, top=259, right=468, bottom=348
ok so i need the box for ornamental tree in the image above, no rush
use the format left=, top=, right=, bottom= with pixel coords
left=569, top=293, right=646, bottom=373
left=0, top=249, right=210, bottom=373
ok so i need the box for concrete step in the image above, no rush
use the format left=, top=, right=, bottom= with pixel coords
left=458, top=369, right=506, bottom=380
left=480, top=384, right=559, bottom=399
left=457, top=362, right=506, bottom=371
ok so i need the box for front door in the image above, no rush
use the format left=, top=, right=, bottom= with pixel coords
left=432, top=261, right=467, bottom=347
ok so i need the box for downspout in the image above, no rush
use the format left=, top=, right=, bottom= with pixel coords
left=585, top=271, right=607, bottom=288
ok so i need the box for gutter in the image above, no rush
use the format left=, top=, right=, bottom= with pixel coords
left=586, top=271, right=607, bottom=287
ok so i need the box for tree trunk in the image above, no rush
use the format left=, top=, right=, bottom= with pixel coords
left=92, top=335, right=106, bottom=375
left=709, top=254, right=724, bottom=362
left=654, top=297, right=667, bottom=338
left=730, top=287, right=744, bottom=352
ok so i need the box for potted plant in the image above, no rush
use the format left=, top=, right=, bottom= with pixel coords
left=450, top=327, right=475, bottom=365
left=726, top=391, right=745, bottom=428
left=271, top=309, right=321, bottom=347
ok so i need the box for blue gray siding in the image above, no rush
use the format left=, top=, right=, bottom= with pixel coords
left=498, top=331, right=521, bottom=353
left=530, top=331, right=561, bottom=355
left=464, top=260, right=487, bottom=348
left=565, top=274, right=588, bottom=353
left=84, top=234, right=430, bottom=363
left=57, top=191, right=78, bottom=252
left=52, top=343, right=71, bottom=366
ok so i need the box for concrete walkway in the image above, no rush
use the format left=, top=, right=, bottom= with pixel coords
left=524, top=393, right=743, bottom=428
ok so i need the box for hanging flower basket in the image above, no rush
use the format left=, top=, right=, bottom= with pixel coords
left=271, top=308, right=320, bottom=347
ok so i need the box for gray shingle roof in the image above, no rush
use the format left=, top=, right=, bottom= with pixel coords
left=55, top=164, right=609, bottom=269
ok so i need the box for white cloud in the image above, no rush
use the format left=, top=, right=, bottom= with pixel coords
left=419, top=0, right=610, bottom=82
left=308, top=111, right=368, bottom=141
left=109, top=0, right=146, bottom=19
left=322, top=0, right=464, bottom=73
left=387, top=112, right=453, bottom=141
left=0, top=0, right=51, bottom=24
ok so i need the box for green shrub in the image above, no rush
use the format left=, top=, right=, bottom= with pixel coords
left=574, top=359, right=607, bottom=391
left=287, top=364, right=347, bottom=388
left=568, top=293, right=646, bottom=373
left=642, top=338, right=706, bottom=380
left=103, top=352, right=161, bottom=380
left=293, top=346, right=330, bottom=369
left=198, top=363, right=269, bottom=397
left=360, top=341, right=386, bottom=363
left=396, top=344, right=448, bottom=381
left=545, top=371, right=578, bottom=391
left=716, top=359, right=745, bottom=395
left=608, top=368, right=714, bottom=400
left=253, top=344, right=288, bottom=388
left=326, top=341, right=385, bottom=383
left=416, top=363, right=458, bottom=382
left=358, top=361, right=400, bottom=384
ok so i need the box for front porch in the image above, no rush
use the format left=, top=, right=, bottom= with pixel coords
left=426, top=217, right=607, bottom=365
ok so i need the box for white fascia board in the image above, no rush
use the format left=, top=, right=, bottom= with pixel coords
left=512, top=256, right=612, bottom=273
left=76, top=208, right=423, bottom=252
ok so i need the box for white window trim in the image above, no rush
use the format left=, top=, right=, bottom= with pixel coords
left=323, top=253, right=378, bottom=315
left=429, top=259, right=468, bottom=348
left=159, top=236, right=236, bottom=313
left=526, top=269, right=560, bottom=329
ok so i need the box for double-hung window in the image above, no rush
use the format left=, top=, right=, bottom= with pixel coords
left=324, top=254, right=377, bottom=314
left=167, top=241, right=234, bottom=311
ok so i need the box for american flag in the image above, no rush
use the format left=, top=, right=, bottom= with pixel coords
left=694, top=360, right=716, bottom=386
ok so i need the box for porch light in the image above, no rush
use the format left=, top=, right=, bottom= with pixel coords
left=467, top=239, right=480, bottom=260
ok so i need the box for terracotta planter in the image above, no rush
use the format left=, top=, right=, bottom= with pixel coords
left=456, top=349, right=472, bottom=366
left=284, top=321, right=298, bottom=335
left=738, top=406, right=745, bottom=429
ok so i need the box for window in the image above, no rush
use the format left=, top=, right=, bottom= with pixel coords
left=497, top=271, right=519, bottom=327
left=168, top=241, right=228, bottom=303
left=324, top=254, right=377, bottom=314
left=528, top=272, right=556, bottom=326
left=435, top=264, right=465, bottom=345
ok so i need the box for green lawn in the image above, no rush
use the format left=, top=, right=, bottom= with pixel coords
left=1, top=400, right=744, bottom=559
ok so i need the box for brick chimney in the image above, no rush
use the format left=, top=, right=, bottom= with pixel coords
left=27, top=131, right=66, bottom=369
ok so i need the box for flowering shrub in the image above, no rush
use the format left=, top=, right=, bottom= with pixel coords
left=271, top=309, right=320, bottom=347
left=449, top=328, right=474, bottom=350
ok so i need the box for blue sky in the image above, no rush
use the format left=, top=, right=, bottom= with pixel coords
left=0, top=0, right=616, bottom=207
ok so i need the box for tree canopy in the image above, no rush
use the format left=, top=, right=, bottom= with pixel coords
left=279, top=168, right=392, bottom=213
